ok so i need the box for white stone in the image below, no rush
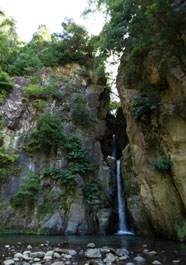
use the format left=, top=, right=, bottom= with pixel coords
left=27, top=245, right=32, bottom=249
left=68, top=250, right=77, bottom=256
left=52, top=261, right=65, bottom=265
left=104, top=253, right=116, bottom=263
left=3, top=260, right=15, bottom=265
left=85, top=248, right=102, bottom=258
left=133, top=256, right=146, bottom=263
left=14, top=253, right=23, bottom=259
left=54, top=252, right=61, bottom=258
left=31, top=251, right=45, bottom=258
left=87, top=242, right=96, bottom=248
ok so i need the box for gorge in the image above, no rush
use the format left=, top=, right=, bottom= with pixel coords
left=0, top=0, right=186, bottom=253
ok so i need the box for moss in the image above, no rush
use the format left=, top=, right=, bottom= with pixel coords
left=0, top=228, right=19, bottom=235
left=175, top=220, right=186, bottom=242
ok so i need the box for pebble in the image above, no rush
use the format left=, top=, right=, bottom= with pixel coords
left=27, top=245, right=32, bottom=249
left=14, top=252, right=23, bottom=259
left=133, top=256, right=146, bottom=263
left=68, top=250, right=77, bottom=256
left=87, top=243, right=96, bottom=248
left=85, top=248, right=102, bottom=258
left=33, top=258, right=41, bottom=262
left=31, top=251, right=45, bottom=258
left=3, top=260, right=15, bottom=265
left=54, top=252, right=61, bottom=258
left=152, top=261, right=161, bottom=264
left=52, top=261, right=65, bottom=265
left=116, top=248, right=129, bottom=256
left=172, top=260, right=181, bottom=263
left=149, top=251, right=158, bottom=255
left=5, top=245, right=10, bottom=249
left=103, top=253, right=116, bottom=263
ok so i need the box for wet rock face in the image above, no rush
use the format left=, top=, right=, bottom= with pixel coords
left=0, top=64, right=112, bottom=235
left=117, top=49, right=186, bottom=240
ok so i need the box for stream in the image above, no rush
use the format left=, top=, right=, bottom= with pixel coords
left=0, top=234, right=186, bottom=264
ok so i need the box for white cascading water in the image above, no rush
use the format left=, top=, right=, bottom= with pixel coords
left=116, top=159, right=134, bottom=235
left=116, top=159, right=128, bottom=234
left=112, top=135, right=133, bottom=235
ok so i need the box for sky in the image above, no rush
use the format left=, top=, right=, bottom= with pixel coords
left=0, top=0, right=104, bottom=42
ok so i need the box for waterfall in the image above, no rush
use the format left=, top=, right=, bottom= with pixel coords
left=112, top=135, right=133, bottom=235
left=116, top=159, right=133, bottom=235
left=117, top=159, right=127, bottom=234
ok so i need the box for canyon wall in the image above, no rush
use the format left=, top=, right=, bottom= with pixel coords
left=0, top=63, right=115, bottom=235
left=118, top=50, right=186, bottom=240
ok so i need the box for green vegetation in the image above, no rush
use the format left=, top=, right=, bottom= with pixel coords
left=152, top=155, right=173, bottom=171
left=26, top=113, right=63, bottom=153
left=41, top=167, right=77, bottom=190
left=11, top=172, right=41, bottom=208
left=0, top=134, right=18, bottom=181
left=175, top=220, right=186, bottom=242
left=71, top=103, right=93, bottom=128
left=22, top=84, right=60, bottom=100
left=83, top=180, right=102, bottom=200
left=130, top=85, right=161, bottom=121
left=71, top=93, right=94, bottom=128
left=0, top=71, right=14, bottom=93
left=86, top=0, right=186, bottom=74
left=32, top=99, right=47, bottom=110
left=0, top=16, right=97, bottom=76
left=62, top=133, right=94, bottom=174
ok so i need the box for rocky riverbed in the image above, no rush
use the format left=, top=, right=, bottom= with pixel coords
left=1, top=236, right=186, bottom=265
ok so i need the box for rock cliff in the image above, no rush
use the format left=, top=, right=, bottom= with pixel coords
left=117, top=49, right=186, bottom=240
left=0, top=63, right=115, bottom=235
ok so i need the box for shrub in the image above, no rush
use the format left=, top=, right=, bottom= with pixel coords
left=11, top=172, right=41, bottom=208
left=71, top=103, right=93, bottom=128
left=0, top=71, right=14, bottom=94
left=175, top=221, right=186, bottom=242
left=62, top=133, right=94, bottom=174
left=0, top=134, right=19, bottom=181
left=130, top=85, right=161, bottom=120
left=83, top=180, right=102, bottom=200
left=41, top=167, right=76, bottom=189
left=22, top=84, right=60, bottom=100
left=26, top=113, right=63, bottom=153
left=32, top=99, right=47, bottom=110
left=152, top=155, right=173, bottom=171
left=29, top=74, right=42, bottom=84
left=0, top=117, right=5, bottom=130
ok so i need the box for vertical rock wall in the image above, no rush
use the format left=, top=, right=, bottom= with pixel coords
left=0, top=63, right=113, bottom=235
left=117, top=51, right=186, bottom=240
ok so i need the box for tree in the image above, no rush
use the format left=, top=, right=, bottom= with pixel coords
left=0, top=10, right=18, bottom=71
left=86, top=0, right=186, bottom=73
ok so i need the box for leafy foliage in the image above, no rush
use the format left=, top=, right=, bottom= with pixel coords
left=62, top=133, right=94, bottom=175
left=71, top=103, right=93, bottom=128
left=0, top=11, right=19, bottom=72
left=83, top=180, right=102, bottom=200
left=0, top=134, right=18, bottom=181
left=22, top=84, right=60, bottom=100
left=87, top=0, right=186, bottom=73
left=41, top=167, right=77, bottom=189
left=5, top=18, right=96, bottom=76
left=152, top=155, right=173, bottom=170
left=175, top=220, right=186, bottom=242
left=0, top=71, right=14, bottom=94
left=26, top=114, right=63, bottom=153
left=11, top=172, right=41, bottom=208
left=130, top=85, right=161, bottom=120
